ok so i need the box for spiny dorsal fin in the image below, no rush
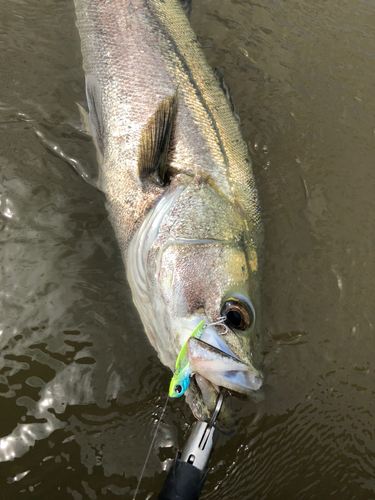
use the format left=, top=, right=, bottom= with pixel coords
left=178, top=0, right=192, bottom=18
left=138, top=94, right=177, bottom=187
left=213, top=68, right=240, bottom=123
left=85, top=74, right=104, bottom=164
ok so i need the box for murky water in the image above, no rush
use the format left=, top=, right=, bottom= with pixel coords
left=1, top=0, right=375, bottom=498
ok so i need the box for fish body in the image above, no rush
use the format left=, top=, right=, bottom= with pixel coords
left=74, top=0, right=263, bottom=418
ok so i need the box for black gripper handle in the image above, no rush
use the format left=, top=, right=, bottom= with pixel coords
left=157, top=456, right=209, bottom=500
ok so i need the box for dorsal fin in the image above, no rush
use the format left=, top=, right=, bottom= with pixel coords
left=213, top=68, right=240, bottom=123
left=138, top=94, right=177, bottom=187
left=178, top=0, right=192, bottom=18
left=85, top=74, right=104, bottom=164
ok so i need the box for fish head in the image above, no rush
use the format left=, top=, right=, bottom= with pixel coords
left=159, top=241, right=260, bottom=362
left=127, top=175, right=263, bottom=418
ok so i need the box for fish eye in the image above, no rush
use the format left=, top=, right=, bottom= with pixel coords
left=221, top=298, right=253, bottom=330
left=174, top=384, right=183, bottom=395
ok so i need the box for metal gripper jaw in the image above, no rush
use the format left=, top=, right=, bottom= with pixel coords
left=158, top=391, right=224, bottom=500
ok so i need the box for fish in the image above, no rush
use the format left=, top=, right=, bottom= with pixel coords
left=74, top=0, right=263, bottom=420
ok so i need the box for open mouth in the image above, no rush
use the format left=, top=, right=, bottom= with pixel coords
left=169, top=319, right=263, bottom=399
left=188, top=328, right=263, bottom=394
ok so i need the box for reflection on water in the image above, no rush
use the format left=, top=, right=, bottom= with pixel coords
left=1, top=0, right=375, bottom=498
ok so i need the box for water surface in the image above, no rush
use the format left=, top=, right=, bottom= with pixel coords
left=1, top=0, right=375, bottom=498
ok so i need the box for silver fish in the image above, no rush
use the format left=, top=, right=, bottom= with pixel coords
left=74, top=0, right=263, bottom=420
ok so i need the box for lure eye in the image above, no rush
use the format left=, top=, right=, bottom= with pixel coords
left=174, top=384, right=183, bottom=395
left=221, top=298, right=253, bottom=331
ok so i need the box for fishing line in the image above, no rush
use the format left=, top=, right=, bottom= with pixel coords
left=133, top=393, right=169, bottom=500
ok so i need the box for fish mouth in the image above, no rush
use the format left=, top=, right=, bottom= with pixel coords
left=187, top=325, right=263, bottom=395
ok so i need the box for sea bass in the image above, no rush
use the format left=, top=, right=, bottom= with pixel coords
left=74, top=0, right=263, bottom=419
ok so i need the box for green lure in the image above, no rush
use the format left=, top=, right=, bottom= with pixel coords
left=169, top=321, right=205, bottom=398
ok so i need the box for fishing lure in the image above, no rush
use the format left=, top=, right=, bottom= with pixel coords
left=169, top=320, right=205, bottom=398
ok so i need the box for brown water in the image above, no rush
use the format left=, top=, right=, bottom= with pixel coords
left=1, top=0, right=375, bottom=498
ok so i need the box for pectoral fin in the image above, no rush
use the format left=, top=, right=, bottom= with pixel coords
left=188, top=338, right=263, bottom=394
left=138, top=94, right=178, bottom=186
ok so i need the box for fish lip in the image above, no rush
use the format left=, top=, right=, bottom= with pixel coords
left=200, top=323, right=241, bottom=360
left=187, top=337, right=263, bottom=393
